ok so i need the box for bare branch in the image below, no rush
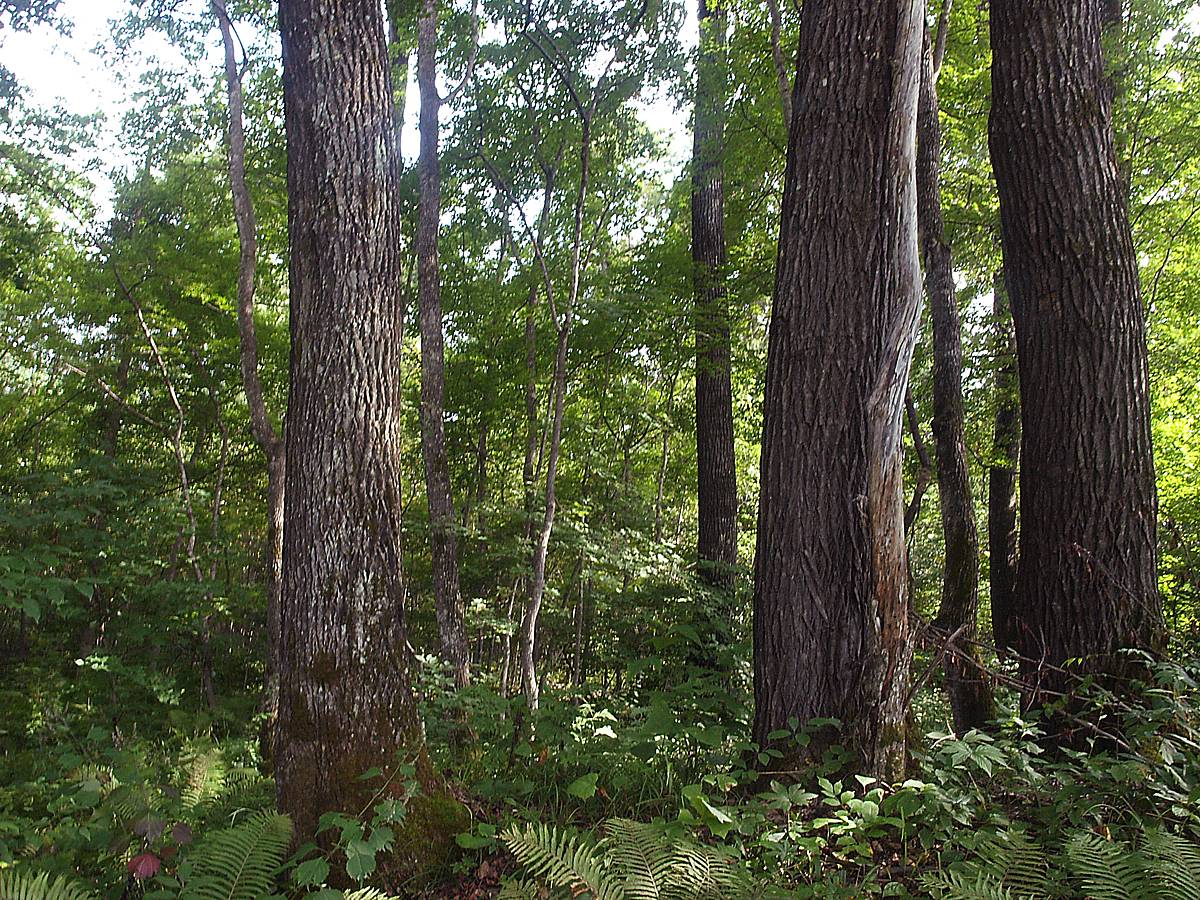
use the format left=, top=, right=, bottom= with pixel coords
left=932, top=0, right=953, bottom=81
left=442, top=0, right=482, bottom=105
left=765, top=0, right=793, bottom=124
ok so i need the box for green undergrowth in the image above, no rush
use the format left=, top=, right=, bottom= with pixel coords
left=4, top=653, right=1200, bottom=897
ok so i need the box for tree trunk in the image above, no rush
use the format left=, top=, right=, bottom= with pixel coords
left=753, top=0, right=923, bottom=780
left=212, top=0, right=287, bottom=755
left=520, top=112, right=592, bottom=711
left=916, top=9, right=993, bottom=732
left=276, top=0, right=424, bottom=841
left=988, top=274, right=1020, bottom=656
left=903, top=389, right=933, bottom=536
left=989, top=0, right=1164, bottom=706
left=693, top=0, right=739, bottom=604
left=765, top=0, right=792, bottom=125
left=417, top=0, right=470, bottom=690
left=521, top=315, right=572, bottom=710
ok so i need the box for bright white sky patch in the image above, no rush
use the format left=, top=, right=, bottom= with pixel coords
left=5, top=0, right=696, bottom=213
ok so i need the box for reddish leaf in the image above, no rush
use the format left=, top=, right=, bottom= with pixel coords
left=127, top=852, right=161, bottom=879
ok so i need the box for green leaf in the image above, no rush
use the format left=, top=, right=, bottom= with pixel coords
left=345, top=838, right=377, bottom=881
left=566, top=773, right=599, bottom=799
left=293, top=857, right=331, bottom=887
left=457, top=831, right=495, bottom=849
left=367, top=826, right=393, bottom=852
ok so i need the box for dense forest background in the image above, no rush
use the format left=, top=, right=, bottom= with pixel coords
left=4, top=0, right=1200, bottom=897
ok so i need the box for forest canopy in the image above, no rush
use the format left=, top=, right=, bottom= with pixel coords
left=3, top=0, right=1200, bottom=897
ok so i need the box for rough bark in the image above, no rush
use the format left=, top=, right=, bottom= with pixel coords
left=693, top=0, right=739, bottom=645
left=417, top=0, right=470, bottom=690
left=989, top=0, right=1164, bottom=705
left=916, top=11, right=992, bottom=731
left=276, top=0, right=423, bottom=841
left=753, top=0, right=923, bottom=780
left=988, top=275, right=1020, bottom=656
left=212, top=0, right=287, bottom=747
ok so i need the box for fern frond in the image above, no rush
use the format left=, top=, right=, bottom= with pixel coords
left=1065, top=832, right=1159, bottom=900
left=341, top=890, right=403, bottom=900
left=603, top=818, right=671, bottom=899
left=0, top=870, right=97, bottom=900
left=665, top=841, right=747, bottom=899
left=496, top=879, right=542, bottom=900
left=920, top=869, right=1018, bottom=900
left=920, top=829, right=1049, bottom=900
left=502, top=821, right=620, bottom=900
left=978, top=828, right=1049, bottom=898
left=101, top=782, right=155, bottom=828
left=1141, top=829, right=1200, bottom=900
left=179, top=810, right=292, bottom=900
left=180, top=745, right=227, bottom=810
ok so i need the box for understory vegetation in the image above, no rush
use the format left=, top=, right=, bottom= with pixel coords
left=5, top=0, right=1200, bottom=896
left=5, top=626, right=1200, bottom=896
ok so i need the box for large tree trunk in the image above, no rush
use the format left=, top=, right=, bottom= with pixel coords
left=753, top=0, right=923, bottom=780
left=989, top=0, right=1164, bottom=706
left=276, top=0, right=424, bottom=842
left=416, top=0, right=470, bottom=690
left=916, top=8, right=993, bottom=732
left=692, top=0, right=739, bottom=650
left=988, top=275, right=1020, bottom=656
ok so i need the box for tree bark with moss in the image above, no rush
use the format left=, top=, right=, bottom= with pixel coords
left=276, top=0, right=429, bottom=844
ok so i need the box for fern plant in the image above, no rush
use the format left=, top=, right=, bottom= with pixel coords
left=171, top=810, right=291, bottom=900
left=923, top=826, right=1200, bottom=900
left=0, top=871, right=96, bottom=900
left=179, top=746, right=228, bottom=811
left=1066, top=829, right=1200, bottom=900
left=500, top=817, right=749, bottom=899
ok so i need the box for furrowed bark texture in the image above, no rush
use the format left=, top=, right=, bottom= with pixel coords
left=276, top=0, right=421, bottom=841
left=417, top=0, right=470, bottom=689
left=988, top=276, right=1020, bottom=656
left=989, top=0, right=1164, bottom=703
left=916, top=20, right=992, bottom=731
left=753, top=0, right=923, bottom=780
left=693, top=0, right=739, bottom=605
